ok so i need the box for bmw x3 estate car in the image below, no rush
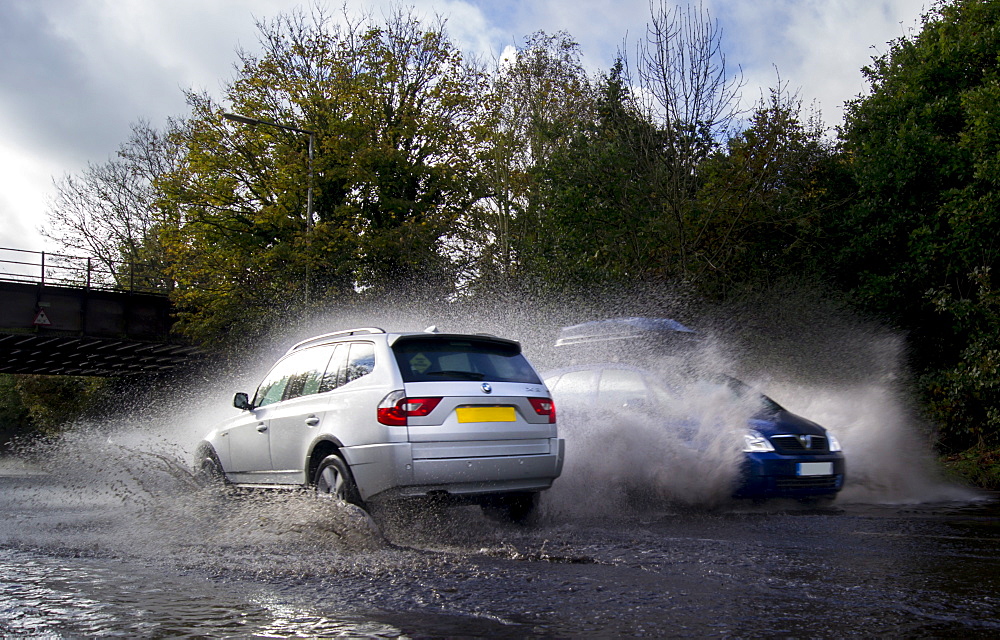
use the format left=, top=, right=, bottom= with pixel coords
left=545, top=318, right=846, bottom=502
left=195, top=328, right=564, bottom=520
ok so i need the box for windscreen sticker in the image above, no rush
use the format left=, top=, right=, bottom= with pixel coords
left=409, top=353, right=432, bottom=373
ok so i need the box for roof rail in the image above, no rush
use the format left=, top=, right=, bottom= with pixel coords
left=287, top=327, right=386, bottom=353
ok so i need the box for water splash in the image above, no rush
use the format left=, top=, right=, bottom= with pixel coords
left=541, top=370, right=757, bottom=516
left=716, top=294, right=981, bottom=506
left=0, top=292, right=979, bottom=566
left=0, top=412, right=389, bottom=577
left=764, top=381, right=976, bottom=504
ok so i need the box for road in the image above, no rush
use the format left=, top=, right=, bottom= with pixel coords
left=1, top=446, right=998, bottom=638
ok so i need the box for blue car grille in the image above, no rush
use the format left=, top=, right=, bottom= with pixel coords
left=774, top=476, right=840, bottom=490
left=770, top=434, right=829, bottom=454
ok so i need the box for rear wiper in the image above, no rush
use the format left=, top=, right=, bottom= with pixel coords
left=425, top=370, right=485, bottom=380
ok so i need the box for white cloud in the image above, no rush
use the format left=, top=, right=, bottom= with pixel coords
left=460, top=0, right=928, bottom=126
left=414, top=0, right=503, bottom=60
left=0, top=0, right=288, bottom=253
left=708, top=0, right=928, bottom=125
left=499, top=44, right=518, bottom=68
left=0, top=146, right=50, bottom=250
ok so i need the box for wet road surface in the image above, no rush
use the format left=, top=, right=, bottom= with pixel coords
left=1, top=449, right=998, bottom=638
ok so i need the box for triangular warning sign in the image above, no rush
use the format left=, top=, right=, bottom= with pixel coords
left=33, top=309, right=51, bottom=326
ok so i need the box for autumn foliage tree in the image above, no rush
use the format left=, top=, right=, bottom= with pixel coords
left=469, top=31, right=596, bottom=293
left=154, top=7, right=488, bottom=341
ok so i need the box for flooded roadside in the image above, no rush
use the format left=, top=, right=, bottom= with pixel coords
left=2, top=447, right=999, bottom=638
left=0, top=544, right=541, bottom=639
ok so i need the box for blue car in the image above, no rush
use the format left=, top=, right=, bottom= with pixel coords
left=544, top=318, right=846, bottom=502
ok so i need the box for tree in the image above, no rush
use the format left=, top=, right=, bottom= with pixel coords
left=632, top=0, right=744, bottom=278
left=154, top=6, right=488, bottom=342
left=45, top=121, right=183, bottom=287
left=469, top=31, right=595, bottom=292
left=691, top=84, right=848, bottom=295
left=838, top=0, right=1000, bottom=446
left=525, top=60, right=668, bottom=289
left=4, top=375, right=109, bottom=437
left=926, top=267, right=1000, bottom=446
left=0, top=374, right=30, bottom=448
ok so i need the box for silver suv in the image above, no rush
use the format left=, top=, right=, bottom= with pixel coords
left=195, top=328, right=564, bottom=521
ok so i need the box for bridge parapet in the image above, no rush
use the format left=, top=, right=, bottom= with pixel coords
left=0, top=246, right=168, bottom=294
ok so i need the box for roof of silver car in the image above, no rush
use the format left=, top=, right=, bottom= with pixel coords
left=286, top=327, right=517, bottom=354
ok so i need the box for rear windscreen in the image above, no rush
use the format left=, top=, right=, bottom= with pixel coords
left=392, top=337, right=541, bottom=384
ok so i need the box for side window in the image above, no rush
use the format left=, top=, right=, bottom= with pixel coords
left=254, top=357, right=298, bottom=407
left=648, top=379, right=682, bottom=415
left=319, top=344, right=347, bottom=393
left=551, top=370, right=597, bottom=407
left=254, top=346, right=337, bottom=407
left=293, top=345, right=336, bottom=398
left=345, top=342, right=376, bottom=384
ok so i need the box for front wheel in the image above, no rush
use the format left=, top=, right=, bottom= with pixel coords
left=313, top=454, right=363, bottom=507
left=194, top=448, right=229, bottom=487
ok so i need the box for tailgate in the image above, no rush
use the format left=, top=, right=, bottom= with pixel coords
left=402, top=381, right=556, bottom=446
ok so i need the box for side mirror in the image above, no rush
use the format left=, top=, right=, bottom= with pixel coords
left=233, top=392, right=252, bottom=411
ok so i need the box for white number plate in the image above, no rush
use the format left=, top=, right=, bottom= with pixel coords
left=797, top=462, right=833, bottom=476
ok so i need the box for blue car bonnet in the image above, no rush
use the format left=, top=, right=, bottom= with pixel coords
left=749, top=409, right=826, bottom=437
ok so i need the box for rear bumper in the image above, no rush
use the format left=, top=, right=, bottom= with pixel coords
left=734, top=451, right=846, bottom=499
left=342, top=438, right=565, bottom=502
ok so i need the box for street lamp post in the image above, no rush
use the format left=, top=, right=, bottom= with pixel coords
left=223, top=113, right=317, bottom=305
left=222, top=113, right=316, bottom=232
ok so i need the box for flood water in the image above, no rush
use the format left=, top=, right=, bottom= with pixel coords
left=3, top=308, right=999, bottom=637
left=2, top=449, right=998, bottom=638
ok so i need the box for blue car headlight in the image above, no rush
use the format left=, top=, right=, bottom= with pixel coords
left=743, top=430, right=775, bottom=452
left=827, top=432, right=843, bottom=452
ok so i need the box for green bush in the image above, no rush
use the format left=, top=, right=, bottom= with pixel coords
left=941, top=447, right=1000, bottom=490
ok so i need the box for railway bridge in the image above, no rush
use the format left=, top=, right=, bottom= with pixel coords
left=0, top=248, right=200, bottom=376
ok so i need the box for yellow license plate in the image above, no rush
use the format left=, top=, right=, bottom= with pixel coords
left=456, top=406, right=516, bottom=423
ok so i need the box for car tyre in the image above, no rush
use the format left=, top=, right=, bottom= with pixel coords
left=314, top=454, right=364, bottom=507
left=481, top=492, right=538, bottom=524
left=194, top=448, right=229, bottom=487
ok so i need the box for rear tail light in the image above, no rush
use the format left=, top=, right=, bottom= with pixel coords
left=528, top=397, right=557, bottom=424
left=377, top=391, right=442, bottom=426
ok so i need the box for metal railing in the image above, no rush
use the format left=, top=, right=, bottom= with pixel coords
left=0, top=246, right=170, bottom=294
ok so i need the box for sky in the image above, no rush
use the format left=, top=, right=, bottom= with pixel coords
left=0, top=0, right=930, bottom=252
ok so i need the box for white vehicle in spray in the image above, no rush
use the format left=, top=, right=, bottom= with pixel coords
left=195, top=327, right=564, bottom=521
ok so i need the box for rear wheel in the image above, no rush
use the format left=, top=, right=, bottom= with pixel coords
left=481, top=492, right=538, bottom=524
left=313, top=455, right=363, bottom=507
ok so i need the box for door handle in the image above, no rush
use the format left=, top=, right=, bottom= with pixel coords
left=305, top=416, right=320, bottom=427
left=256, top=423, right=268, bottom=433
